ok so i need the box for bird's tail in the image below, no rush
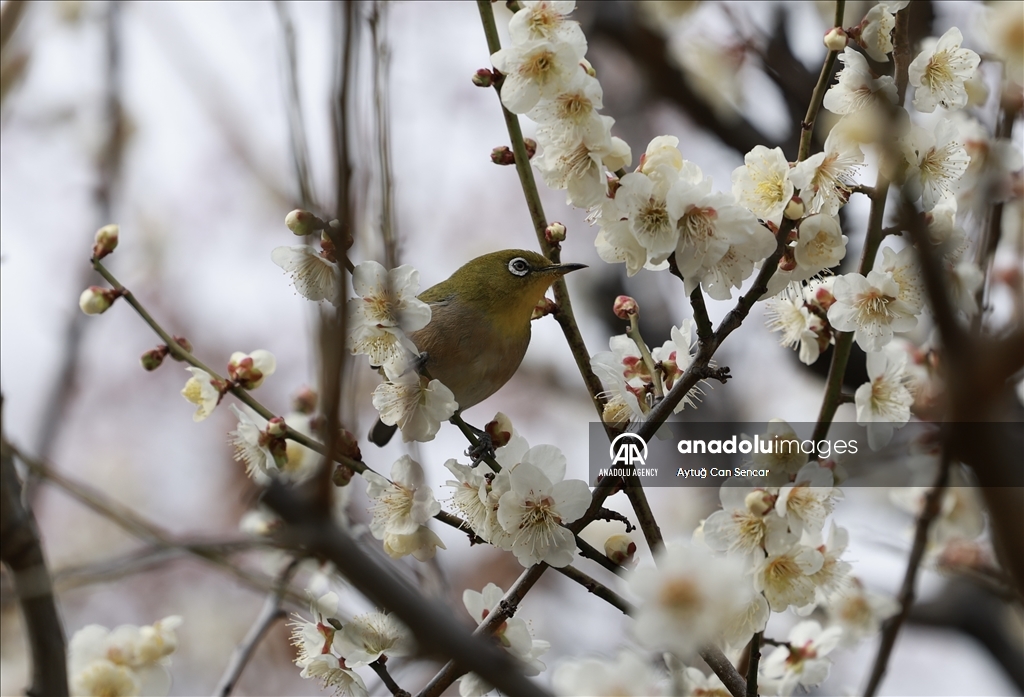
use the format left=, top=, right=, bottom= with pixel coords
left=369, top=418, right=398, bottom=447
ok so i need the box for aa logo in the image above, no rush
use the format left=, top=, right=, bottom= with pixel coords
left=609, top=433, right=648, bottom=466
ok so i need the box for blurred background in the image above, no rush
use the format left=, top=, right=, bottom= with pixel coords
left=1, top=1, right=1021, bottom=695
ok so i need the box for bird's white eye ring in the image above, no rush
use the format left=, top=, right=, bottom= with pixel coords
left=508, top=257, right=530, bottom=276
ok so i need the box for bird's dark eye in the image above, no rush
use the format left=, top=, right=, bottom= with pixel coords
left=508, top=257, right=530, bottom=277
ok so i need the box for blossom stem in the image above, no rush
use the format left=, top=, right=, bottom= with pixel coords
left=745, top=631, right=762, bottom=697
left=214, top=557, right=300, bottom=696
left=449, top=412, right=502, bottom=473
left=475, top=0, right=607, bottom=419
left=370, top=656, right=410, bottom=697
left=554, top=565, right=635, bottom=614
left=797, top=0, right=846, bottom=162
left=90, top=260, right=480, bottom=541
left=863, top=448, right=950, bottom=696
left=627, top=315, right=663, bottom=399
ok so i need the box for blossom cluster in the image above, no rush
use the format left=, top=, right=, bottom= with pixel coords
left=445, top=427, right=591, bottom=569
left=492, top=1, right=630, bottom=208
left=290, top=592, right=413, bottom=697
left=68, top=616, right=182, bottom=697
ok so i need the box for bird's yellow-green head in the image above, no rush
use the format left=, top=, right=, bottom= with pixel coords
left=420, top=249, right=585, bottom=332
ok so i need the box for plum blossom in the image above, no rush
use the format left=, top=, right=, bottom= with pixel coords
left=753, top=528, right=824, bottom=611
left=793, top=213, right=848, bottom=276
left=535, top=115, right=629, bottom=208
left=876, top=246, right=926, bottom=313
left=553, top=650, right=664, bottom=696
left=909, top=27, right=980, bottom=113
left=775, top=462, right=837, bottom=536
left=491, top=37, right=584, bottom=114
left=826, top=578, right=900, bottom=646
left=347, top=260, right=431, bottom=372
left=703, top=481, right=784, bottom=560
left=509, top=1, right=585, bottom=46
left=751, top=419, right=809, bottom=480
left=764, top=283, right=827, bottom=365
left=790, top=130, right=863, bottom=216
left=180, top=367, right=223, bottom=422
left=371, top=363, right=458, bottom=443
left=272, top=244, right=342, bottom=305
left=759, top=620, right=842, bottom=696
left=68, top=616, right=183, bottom=697
left=631, top=543, right=753, bottom=657
left=365, top=455, right=441, bottom=542
left=731, top=145, right=794, bottom=226
left=855, top=349, right=914, bottom=449
left=226, top=349, right=276, bottom=390
left=902, top=120, right=970, bottom=211
left=334, top=612, right=413, bottom=666
left=496, top=446, right=590, bottom=567
left=459, top=583, right=550, bottom=697
left=827, top=270, right=919, bottom=352
left=822, top=48, right=897, bottom=116
left=858, top=4, right=898, bottom=62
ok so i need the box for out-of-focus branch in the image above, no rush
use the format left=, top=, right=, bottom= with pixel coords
left=274, top=0, right=316, bottom=211
left=369, top=0, right=398, bottom=269
left=12, top=444, right=306, bottom=606
left=863, top=448, right=950, bottom=696
left=370, top=656, right=410, bottom=697
left=0, top=398, right=68, bottom=697
left=214, top=558, right=301, bottom=697
left=554, top=564, right=633, bottom=614
left=262, top=481, right=550, bottom=697
left=797, top=1, right=845, bottom=162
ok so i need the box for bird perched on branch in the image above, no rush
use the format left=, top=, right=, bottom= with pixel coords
left=370, top=249, right=585, bottom=445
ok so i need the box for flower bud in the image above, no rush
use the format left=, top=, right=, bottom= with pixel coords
left=823, top=27, right=848, bottom=52
left=784, top=196, right=805, bottom=221
left=227, top=350, right=277, bottom=390
left=472, top=68, right=494, bottom=87
left=544, top=222, right=567, bottom=244
left=266, top=417, right=287, bottom=437
left=613, top=295, right=639, bottom=319
left=92, top=224, right=119, bottom=260
left=531, top=297, right=556, bottom=320
left=813, top=286, right=836, bottom=311
left=491, top=146, right=515, bottom=166
left=79, top=286, right=119, bottom=315
left=140, top=347, right=167, bottom=371
left=333, top=464, right=354, bottom=487
left=604, top=533, right=637, bottom=567
left=523, top=138, right=537, bottom=160
left=778, top=247, right=798, bottom=272
left=334, top=428, right=362, bottom=462
left=286, top=209, right=322, bottom=236
left=744, top=489, right=774, bottom=516
left=485, top=412, right=514, bottom=449
left=580, top=57, right=596, bottom=78
left=292, top=386, right=318, bottom=414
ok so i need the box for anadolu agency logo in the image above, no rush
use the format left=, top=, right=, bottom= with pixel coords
left=609, top=432, right=648, bottom=466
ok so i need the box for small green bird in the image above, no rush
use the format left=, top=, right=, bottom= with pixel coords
left=370, top=249, right=585, bottom=445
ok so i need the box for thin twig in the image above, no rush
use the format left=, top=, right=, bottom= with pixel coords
left=746, top=631, right=762, bottom=697
left=796, top=0, right=845, bottom=162
left=863, top=447, right=950, bottom=696
left=214, top=558, right=302, bottom=696
left=554, top=565, right=634, bottom=614
left=273, top=0, right=316, bottom=210
left=370, top=656, right=411, bottom=697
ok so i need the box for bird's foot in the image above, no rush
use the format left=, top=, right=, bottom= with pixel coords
left=467, top=432, right=496, bottom=467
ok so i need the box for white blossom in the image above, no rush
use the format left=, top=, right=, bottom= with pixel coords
left=553, top=650, right=664, bottom=696
left=876, top=246, right=926, bottom=313
left=371, top=363, right=458, bottom=443
left=731, top=145, right=794, bottom=226
left=790, top=130, right=863, bottom=216
left=509, top=1, right=585, bottom=46
left=347, top=260, right=431, bottom=372
left=301, top=656, right=367, bottom=697
left=617, top=170, right=679, bottom=264
left=949, top=260, right=984, bottom=316
left=759, top=620, right=842, bottom=696
left=491, top=38, right=584, bottom=114
left=794, top=213, right=848, bottom=276
left=765, top=283, right=826, bottom=365
left=334, top=612, right=413, bottom=666
left=535, top=115, right=622, bottom=208
left=496, top=450, right=590, bottom=568
left=908, top=27, right=980, bottom=113
left=595, top=216, right=648, bottom=277
left=902, top=119, right=970, bottom=211
left=826, top=578, right=899, bottom=646
left=752, top=528, right=824, bottom=611
left=530, top=71, right=604, bottom=142
left=180, top=367, right=221, bottom=422
left=226, top=349, right=276, bottom=390
left=382, top=526, right=446, bottom=562
left=68, top=617, right=182, bottom=697
left=751, top=419, right=809, bottom=481
left=855, top=348, right=914, bottom=449
left=678, top=665, right=731, bottom=697
left=858, top=4, right=897, bottom=62
left=775, top=462, right=837, bottom=536
left=703, top=481, right=784, bottom=560
left=827, top=270, right=919, bottom=352
left=365, top=455, right=440, bottom=538
left=631, top=543, right=753, bottom=657
left=822, top=48, right=898, bottom=116
left=272, top=245, right=342, bottom=305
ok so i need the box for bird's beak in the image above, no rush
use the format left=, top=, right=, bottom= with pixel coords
left=544, top=262, right=587, bottom=276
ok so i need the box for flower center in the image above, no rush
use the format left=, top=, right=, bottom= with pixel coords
left=522, top=49, right=557, bottom=82
left=855, top=288, right=897, bottom=319
left=659, top=577, right=702, bottom=613
left=678, top=206, right=716, bottom=244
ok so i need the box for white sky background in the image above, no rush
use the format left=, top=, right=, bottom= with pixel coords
left=0, top=1, right=1019, bottom=695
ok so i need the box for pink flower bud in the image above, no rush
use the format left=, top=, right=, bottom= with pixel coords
left=332, top=464, right=354, bottom=487
left=227, top=350, right=277, bottom=390
left=613, top=295, right=639, bottom=319
left=531, top=297, right=557, bottom=320
left=92, top=224, right=119, bottom=260
left=471, top=68, right=494, bottom=87
left=285, top=209, right=322, bottom=236
left=485, top=412, right=514, bottom=449
left=523, top=138, right=537, bottom=159
left=292, top=386, right=318, bottom=414
left=823, top=27, right=848, bottom=52
left=140, top=347, right=167, bottom=371
left=744, top=489, right=775, bottom=516
left=491, top=146, right=515, bottom=166
left=544, top=222, right=567, bottom=244
left=813, top=286, right=836, bottom=311
left=79, top=286, right=119, bottom=315
left=604, top=533, right=637, bottom=567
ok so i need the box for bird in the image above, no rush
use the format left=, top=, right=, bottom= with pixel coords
left=370, top=249, right=585, bottom=445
